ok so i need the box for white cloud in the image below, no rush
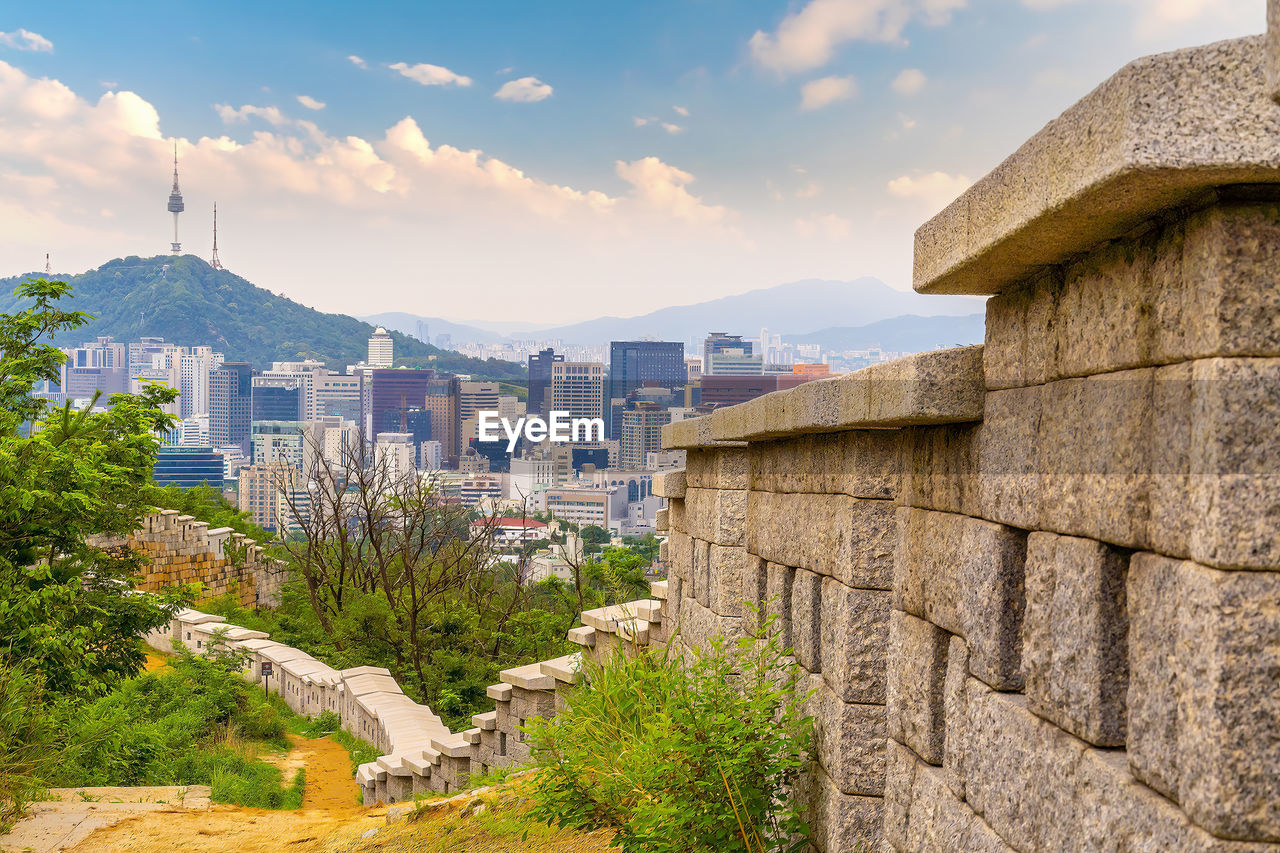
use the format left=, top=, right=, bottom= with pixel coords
left=0, top=29, right=53, bottom=52
left=794, top=213, right=852, bottom=240
left=661, top=122, right=684, bottom=134
left=749, top=0, right=965, bottom=74
left=886, top=170, right=971, bottom=210
left=615, top=157, right=728, bottom=227
left=347, top=55, right=367, bottom=69
left=892, top=68, right=927, bottom=95
left=215, top=103, right=290, bottom=126
left=634, top=116, right=653, bottom=127
left=800, top=75, right=857, bottom=111
left=673, top=105, right=690, bottom=116
left=390, top=62, right=472, bottom=88
left=495, top=76, right=553, bottom=102
left=296, top=94, right=326, bottom=110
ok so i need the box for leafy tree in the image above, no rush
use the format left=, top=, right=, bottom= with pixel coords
left=0, top=279, right=192, bottom=698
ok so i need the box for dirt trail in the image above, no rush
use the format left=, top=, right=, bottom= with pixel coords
left=62, top=734, right=383, bottom=853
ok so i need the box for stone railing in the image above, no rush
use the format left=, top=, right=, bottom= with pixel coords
left=89, top=509, right=284, bottom=608
left=144, top=586, right=673, bottom=806
left=655, top=17, right=1280, bottom=853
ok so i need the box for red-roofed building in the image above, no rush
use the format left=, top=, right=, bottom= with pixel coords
left=470, top=517, right=550, bottom=546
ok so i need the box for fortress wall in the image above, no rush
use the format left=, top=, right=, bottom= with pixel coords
left=658, top=26, right=1280, bottom=851
left=89, top=508, right=284, bottom=608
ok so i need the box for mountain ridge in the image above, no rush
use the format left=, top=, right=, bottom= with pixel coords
left=0, top=255, right=527, bottom=381
left=363, top=277, right=985, bottom=345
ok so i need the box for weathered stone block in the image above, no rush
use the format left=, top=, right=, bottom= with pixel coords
left=819, top=579, right=889, bottom=705
left=942, top=634, right=970, bottom=800
left=806, top=675, right=886, bottom=796
left=899, top=423, right=981, bottom=517
left=1190, top=356, right=1280, bottom=571
left=978, top=385, right=1044, bottom=530
left=791, top=569, right=822, bottom=673
left=1023, top=532, right=1129, bottom=747
left=765, top=561, right=794, bottom=649
left=667, top=530, right=691, bottom=581
left=685, top=448, right=750, bottom=490
left=894, top=507, right=1027, bottom=690
left=675, top=596, right=743, bottom=653
left=707, top=544, right=762, bottom=618
left=885, top=611, right=949, bottom=766
left=748, top=491, right=896, bottom=590
left=801, top=763, right=883, bottom=853
left=652, top=468, right=686, bottom=499
left=885, top=739, right=1016, bottom=853
left=690, top=538, right=711, bottom=607
left=749, top=430, right=899, bottom=499
left=683, top=487, right=747, bottom=546
left=983, top=268, right=1061, bottom=391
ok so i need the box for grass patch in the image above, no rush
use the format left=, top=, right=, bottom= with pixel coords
left=51, top=648, right=305, bottom=809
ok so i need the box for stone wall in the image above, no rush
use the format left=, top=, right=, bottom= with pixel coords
left=657, top=21, right=1280, bottom=853
left=145, top=588, right=671, bottom=806
left=89, top=509, right=284, bottom=608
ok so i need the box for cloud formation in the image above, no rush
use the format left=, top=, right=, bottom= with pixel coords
left=494, top=76, right=553, bottom=102
left=750, top=0, right=965, bottom=74
left=887, top=170, right=971, bottom=210
left=891, top=68, right=927, bottom=95
left=296, top=94, right=326, bottom=110
left=615, top=157, right=729, bottom=227
left=0, top=29, right=53, bottom=52
left=347, top=55, right=367, bottom=69
left=215, top=103, right=290, bottom=126
left=390, top=62, right=472, bottom=87
left=799, top=75, right=857, bottom=110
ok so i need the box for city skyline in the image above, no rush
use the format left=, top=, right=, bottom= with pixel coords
left=0, top=0, right=1263, bottom=324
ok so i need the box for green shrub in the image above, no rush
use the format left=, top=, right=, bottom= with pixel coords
left=301, top=710, right=342, bottom=738
left=526, top=611, right=812, bottom=853
left=0, top=660, right=61, bottom=832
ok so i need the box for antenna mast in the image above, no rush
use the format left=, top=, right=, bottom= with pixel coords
left=210, top=203, right=223, bottom=270
left=44, top=253, right=51, bottom=275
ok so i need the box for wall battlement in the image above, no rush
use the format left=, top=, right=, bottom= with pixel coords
left=655, top=20, right=1280, bottom=852
left=89, top=508, right=284, bottom=608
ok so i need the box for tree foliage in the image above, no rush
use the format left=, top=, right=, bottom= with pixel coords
left=0, top=278, right=191, bottom=698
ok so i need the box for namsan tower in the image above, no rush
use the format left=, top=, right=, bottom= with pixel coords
left=167, top=142, right=184, bottom=254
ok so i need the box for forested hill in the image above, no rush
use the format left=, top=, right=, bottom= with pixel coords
left=0, top=255, right=526, bottom=382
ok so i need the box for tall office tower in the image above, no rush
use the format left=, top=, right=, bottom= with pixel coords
left=527, top=347, right=563, bottom=417
left=166, top=143, right=184, bottom=254
left=209, top=362, right=254, bottom=447
left=251, top=377, right=304, bottom=422
left=128, top=338, right=180, bottom=378
left=370, top=368, right=434, bottom=437
left=550, top=362, right=605, bottom=421
left=415, top=320, right=429, bottom=343
left=606, top=341, right=685, bottom=439
left=620, top=402, right=671, bottom=469
left=425, top=377, right=460, bottom=465
left=179, top=347, right=224, bottom=419
left=703, top=332, right=752, bottom=374
left=706, top=346, right=764, bottom=375
left=314, top=371, right=364, bottom=423
left=61, top=336, right=129, bottom=397
left=368, top=327, right=394, bottom=368
left=459, top=380, right=501, bottom=447
left=685, top=358, right=703, bottom=380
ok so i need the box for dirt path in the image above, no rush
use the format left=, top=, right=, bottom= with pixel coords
left=60, top=735, right=382, bottom=853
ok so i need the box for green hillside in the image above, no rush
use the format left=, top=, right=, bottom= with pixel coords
left=0, top=255, right=526, bottom=382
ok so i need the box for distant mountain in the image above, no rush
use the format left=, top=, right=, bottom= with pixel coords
left=359, top=312, right=509, bottom=345
left=785, top=313, right=987, bottom=353
left=0, top=255, right=526, bottom=382
left=443, top=278, right=983, bottom=346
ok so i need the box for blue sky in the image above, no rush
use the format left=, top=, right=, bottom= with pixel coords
left=0, top=0, right=1264, bottom=322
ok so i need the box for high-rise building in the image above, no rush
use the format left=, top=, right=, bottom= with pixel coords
left=209, top=362, right=254, bottom=448
left=703, top=333, right=753, bottom=374
left=370, top=368, right=433, bottom=440
left=459, top=380, right=501, bottom=446
left=368, top=327, right=394, bottom=368
left=238, top=463, right=309, bottom=532
left=251, top=377, right=304, bottom=422
left=607, top=341, right=685, bottom=439
left=706, top=348, right=763, bottom=375
left=550, top=362, right=604, bottom=421
left=314, top=371, right=364, bottom=423
left=374, top=432, right=416, bottom=482
left=620, top=402, right=671, bottom=469
left=527, top=347, right=563, bottom=417
left=179, top=347, right=223, bottom=419
left=250, top=420, right=309, bottom=470
left=153, top=446, right=223, bottom=489
left=425, top=376, right=460, bottom=466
